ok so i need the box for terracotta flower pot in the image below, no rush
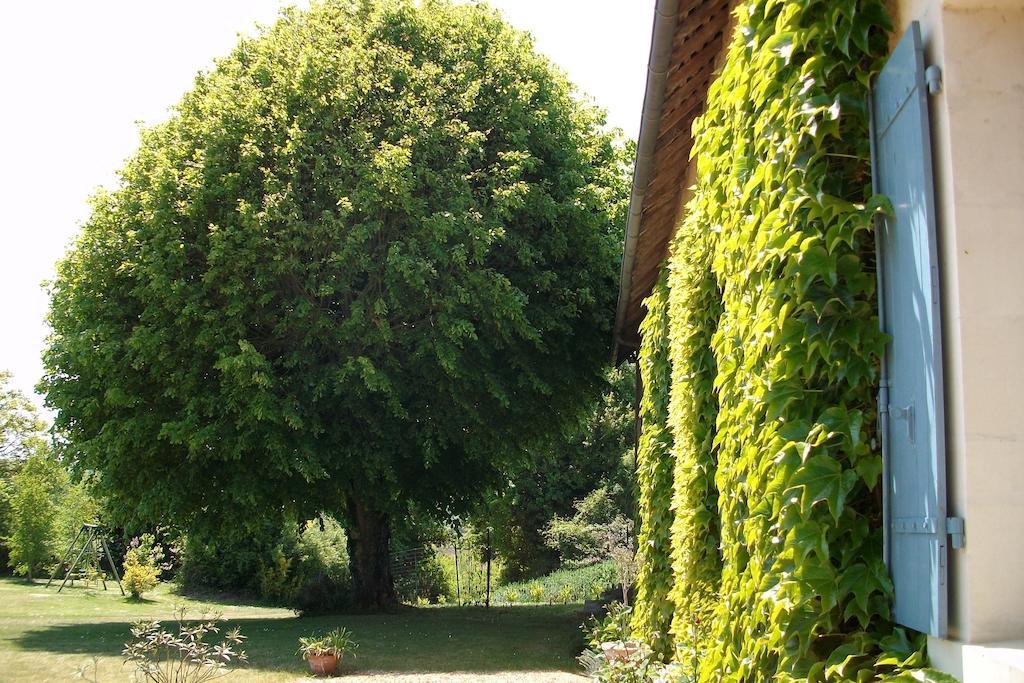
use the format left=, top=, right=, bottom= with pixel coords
left=307, top=653, right=340, bottom=676
left=601, top=640, right=642, bottom=663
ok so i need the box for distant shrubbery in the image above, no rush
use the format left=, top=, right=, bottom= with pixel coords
left=179, top=515, right=351, bottom=613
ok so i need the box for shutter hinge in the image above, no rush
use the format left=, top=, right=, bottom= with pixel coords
left=946, top=516, right=965, bottom=549
left=925, top=65, right=943, bottom=95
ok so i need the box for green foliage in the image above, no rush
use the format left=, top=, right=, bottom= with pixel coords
left=6, top=455, right=58, bottom=579
left=0, top=371, right=50, bottom=573
left=291, top=516, right=352, bottom=613
left=663, top=183, right=722, bottom=652
left=499, top=560, right=616, bottom=604
left=630, top=276, right=676, bottom=657
left=544, top=485, right=622, bottom=565
left=395, top=551, right=451, bottom=605
left=298, top=626, right=357, bottom=658
left=123, top=559, right=160, bottom=599
left=54, top=479, right=100, bottom=560
left=257, top=546, right=297, bottom=605
left=177, top=526, right=270, bottom=594
left=0, top=476, right=13, bottom=573
left=624, top=0, right=951, bottom=680
left=43, top=1, right=628, bottom=606
left=124, top=607, right=247, bottom=682
left=122, top=534, right=165, bottom=598
left=179, top=515, right=351, bottom=612
left=585, top=602, right=634, bottom=650
left=436, top=548, right=486, bottom=604
left=5, top=452, right=99, bottom=580
left=478, top=364, right=637, bottom=581
left=0, top=370, right=47, bottom=461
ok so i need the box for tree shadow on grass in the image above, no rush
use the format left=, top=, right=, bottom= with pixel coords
left=167, top=584, right=285, bottom=610
left=12, top=606, right=586, bottom=675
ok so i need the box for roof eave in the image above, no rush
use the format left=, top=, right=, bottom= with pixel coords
left=612, top=0, right=681, bottom=364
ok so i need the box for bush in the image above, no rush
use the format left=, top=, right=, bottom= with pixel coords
left=395, top=552, right=452, bottom=605
left=122, top=534, right=164, bottom=598
left=124, top=607, right=247, bottom=682
left=123, top=561, right=159, bottom=599
left=291, top=516, right=352, bottom=613
left=544, top=486, right=627, bottom=567
left=176, top=522, right=276, bottom=594
left=257, top=546, right=297, bottom=605
left=177, top=515, right=351, bottom=612
left=433, top=530, right=503, bottom=605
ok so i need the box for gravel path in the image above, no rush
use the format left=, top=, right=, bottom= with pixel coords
left=296, top=673, right=588, bottom=682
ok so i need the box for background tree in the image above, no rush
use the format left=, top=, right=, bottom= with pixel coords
left=0, top=370, right=46, bottom=461
left=4, top=451, right=99, bottom=579
left=42, top=0, right=629, bottom=608
left=0, top=370, right=48, bottom=572
left=7, top=455, right=59, bottom=579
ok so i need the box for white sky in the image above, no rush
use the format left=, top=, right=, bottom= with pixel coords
left=0, top=1, right=654, bottom=411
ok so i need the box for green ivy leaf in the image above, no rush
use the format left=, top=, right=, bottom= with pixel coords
left=789, top=453, right=859, bottom=521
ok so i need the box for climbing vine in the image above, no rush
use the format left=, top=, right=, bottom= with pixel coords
left=664, top=217, right=722, bottom=651
left=627, top=0, right=954, bottom=680
left=631, top=274, right=676, bottom=657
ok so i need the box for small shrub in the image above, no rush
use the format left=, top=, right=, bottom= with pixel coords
left=123, top=561, right=159, bottom=599
left=577, top=644, right=661, bottom=683
left=395, top=551, right=452, bottom=605
left=292, top=516, right=352, bottom=613
left=436, top=535, right=502, bottom=605
left=585, top=602, right=634, bottom=650
left=123, top=607, right=247, bottom=682
left=122, top=535, right=164, bottom=599
left=557, top=584, right=573, bottom=604
left=503, top=588, right=521, bottom=604
left=544, top=486, right=621, bottom=566
left=257, top=546, right=298, bottom=605
left=527, top=582, right=545, bottom=603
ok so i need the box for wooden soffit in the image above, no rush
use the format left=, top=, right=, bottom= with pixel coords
left=613, top=0, right=734, bottom=363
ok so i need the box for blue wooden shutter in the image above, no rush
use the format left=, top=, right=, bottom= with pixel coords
left=871, top=21, right=950, bottom=638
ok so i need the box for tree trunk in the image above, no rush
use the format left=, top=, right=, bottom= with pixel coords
left=346, top=494, right=397, bottom=610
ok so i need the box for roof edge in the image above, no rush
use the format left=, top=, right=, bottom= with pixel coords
left=612, top=0, right=681, bottom=364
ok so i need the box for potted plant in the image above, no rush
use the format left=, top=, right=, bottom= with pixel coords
left=298, top=627, right=357, bottom=677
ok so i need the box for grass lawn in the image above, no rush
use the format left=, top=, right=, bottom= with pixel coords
left=0, top=578, right=589, bottom=681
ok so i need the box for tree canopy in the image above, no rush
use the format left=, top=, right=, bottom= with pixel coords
left=0, top=370, right=46, bottom=461
left=42, top=0, right=629, bottom=606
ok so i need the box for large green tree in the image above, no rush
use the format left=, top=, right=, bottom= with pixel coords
left=43, top=0, right=628, bottom=607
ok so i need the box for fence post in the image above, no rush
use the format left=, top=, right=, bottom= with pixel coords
left=454, top=541, right=462, bottom=606
left=485, top=527, right=492, bottom=608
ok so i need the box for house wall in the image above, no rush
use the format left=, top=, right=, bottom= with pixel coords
left=889, top=0, right=1024, bottom=678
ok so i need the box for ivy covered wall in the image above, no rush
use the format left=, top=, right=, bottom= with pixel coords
left=628, top=0, right=947, bottom=680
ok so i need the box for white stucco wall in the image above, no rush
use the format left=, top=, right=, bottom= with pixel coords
left=889, top=0, right=1024, bottom=678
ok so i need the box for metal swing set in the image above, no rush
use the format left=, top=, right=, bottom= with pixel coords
left=45, top=523, right=124, bottom=595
